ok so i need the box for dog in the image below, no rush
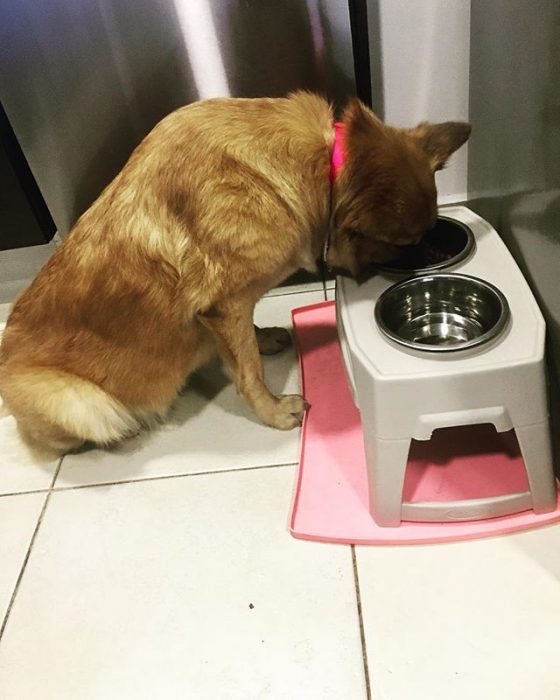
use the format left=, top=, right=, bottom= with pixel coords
left=0, top=92, right=470, bottom=456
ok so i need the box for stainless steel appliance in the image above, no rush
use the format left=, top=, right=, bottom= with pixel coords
left=0, top=0, right=367, bottom=241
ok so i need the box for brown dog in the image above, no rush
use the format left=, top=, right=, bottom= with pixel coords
left=0, top=93, right=470, bottom=455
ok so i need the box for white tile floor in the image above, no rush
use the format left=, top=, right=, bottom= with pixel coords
left=2, top=256, right=560, bottom=699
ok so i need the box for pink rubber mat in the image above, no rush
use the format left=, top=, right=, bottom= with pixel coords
left=290, top=300, right=560, bottom=545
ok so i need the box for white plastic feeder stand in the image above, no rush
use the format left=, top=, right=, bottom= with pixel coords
left=336, top=206, right=557, bottom=527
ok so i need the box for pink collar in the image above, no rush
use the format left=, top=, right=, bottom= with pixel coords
left=329, top=121, right=345, bottom=182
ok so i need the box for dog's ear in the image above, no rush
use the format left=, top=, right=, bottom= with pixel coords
left=410, top=121, right=471, bottom=171
left=342, top=98, right=384, bottom=137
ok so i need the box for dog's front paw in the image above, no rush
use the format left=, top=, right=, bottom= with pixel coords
left=267, top=394, right=309, bottom=430
left=255, top=326, right=292, bottom=355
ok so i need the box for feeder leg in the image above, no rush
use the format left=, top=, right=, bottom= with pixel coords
left=365, top=436, right=411, bottom=527
left=515, top=421, right=557, bottom=514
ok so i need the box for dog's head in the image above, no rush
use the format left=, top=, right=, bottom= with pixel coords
left=327, top=99, right=471, bottom=278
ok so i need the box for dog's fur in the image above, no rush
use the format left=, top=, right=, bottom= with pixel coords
left=0, top=93, right=470, bottom=455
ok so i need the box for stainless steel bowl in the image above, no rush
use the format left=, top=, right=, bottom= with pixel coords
left=376, top=216, right=475, bottom=275
left=374, top=273, right=510, bottom=353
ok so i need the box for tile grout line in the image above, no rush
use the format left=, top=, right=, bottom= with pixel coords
left=265, top=286, right=324, bottom=298
left=352, top=545, right=372, bottom=700
left=0, top=461, right=300, bottom=500
left=0, top=487, right=51, bottom=499
left=265, top=283, right=335, bottom=299
left=0, top=457, right=63, bottom=642
left=46, top=460, right=298, bottom=494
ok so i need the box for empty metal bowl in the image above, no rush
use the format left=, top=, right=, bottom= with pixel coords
left=376, top=216, right=475, bottom=275
left=375, top=273, right=510, bottom=352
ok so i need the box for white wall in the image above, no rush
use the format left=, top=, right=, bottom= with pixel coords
left=468, top=0, right=560, bottom=199
left=369, top=0, right=471, bottom=203
left=466, top=0, right=560, bottom=414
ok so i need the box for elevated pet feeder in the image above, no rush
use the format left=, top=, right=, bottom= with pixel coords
left=336, top=206, right=557, bottom=527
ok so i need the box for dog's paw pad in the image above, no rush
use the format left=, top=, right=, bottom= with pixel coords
left=256, top=326, right=292, bottom=355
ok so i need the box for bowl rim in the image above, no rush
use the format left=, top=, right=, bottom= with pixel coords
left=375, top=215, right=476, bottom=276
left=374, top=272, right=511, bottom=353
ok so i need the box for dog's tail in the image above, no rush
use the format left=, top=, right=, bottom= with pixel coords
left=0, top=368, right=138, bottom=457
